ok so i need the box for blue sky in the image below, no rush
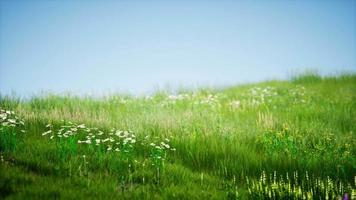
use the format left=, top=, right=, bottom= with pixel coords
left=1, top=0, right=355, bottom=96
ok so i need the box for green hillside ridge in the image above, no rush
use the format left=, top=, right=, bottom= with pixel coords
left=1, top=74, right=355, bottom=199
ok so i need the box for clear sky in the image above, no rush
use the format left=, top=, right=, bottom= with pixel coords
left=1, top=0, right=355, bottom=97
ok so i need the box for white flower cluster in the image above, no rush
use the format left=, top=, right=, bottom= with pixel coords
left=42, top=122, right=136, bottom=152
left=228, top=100, right=241, bottom=110
left=0, top=109, right=25, bottom=133
left=195, top=94, right=221, bottom=107
left=158, top=93, right=194, bottom=107
left=290, top=86, right=307, bottom=104
left=149, top=137, right=176, bottom=167
left=162, top=93, right=225, bottom=108
left=167, top=94, right=191, bottom=101
left=249, top=87, right=278, bottom=105
left=149, top=138, right=176, bottom=152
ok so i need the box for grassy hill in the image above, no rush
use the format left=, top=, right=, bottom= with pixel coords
left=1, top=74, right=355, bottom=199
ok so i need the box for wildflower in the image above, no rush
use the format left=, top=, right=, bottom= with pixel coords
left=115, top=130, right=123, bottom=136
left=229, top=100, right=241, bottom=109
left=8, top=119, right=16, bottom=124
left=42, top=130, right=52, bottom=136
left=0, top=113, right=7, bottom=120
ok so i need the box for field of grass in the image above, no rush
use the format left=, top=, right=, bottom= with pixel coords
left=1, top=73, right=355, bottom=199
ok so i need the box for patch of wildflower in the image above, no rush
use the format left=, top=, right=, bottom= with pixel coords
left=41, top=121, right=177, bottom=186
left=159, top=93, right=194, bottom=107
left=223, top=175, right=240, bottom=200
left=159, top=92, right=225, bottom=109
left=0, top=109, right=25, bottom=132
left=42, top=122, right=83, bottom=161
left=0, top=109, right=26, bottom=152
left=258, top=124, right=299, bottom=159
left=247, top=171, right=355, bottom=199
left=42, top=122, right=137, bottom=155
left=197, top=94, right=220, bottom=106
left=258, top=124, right=355, bottom=167
left=42, top=122, right=172, bottom=163
left=167, top=93, right=191, bottom=102
left=248, top=86, right=278, bottom=106
left=290, top=85, right=308, bottom=104
left=149, top=137, right=176, bottom=183
left=228, top=100, right=241, bottom=110
left=192, top=93, right=227, bottom=109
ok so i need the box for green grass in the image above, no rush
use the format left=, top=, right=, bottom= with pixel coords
left=1, top=74, right=356, bottom=199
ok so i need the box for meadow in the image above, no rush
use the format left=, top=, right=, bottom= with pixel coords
left=0, top=73, right=355, bottom=199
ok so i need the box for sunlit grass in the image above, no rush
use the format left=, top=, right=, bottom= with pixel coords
left=1, top=73, right=355, bottom=199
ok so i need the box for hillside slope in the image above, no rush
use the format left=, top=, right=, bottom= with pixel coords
left=1, top=74, right=355, bottom=199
